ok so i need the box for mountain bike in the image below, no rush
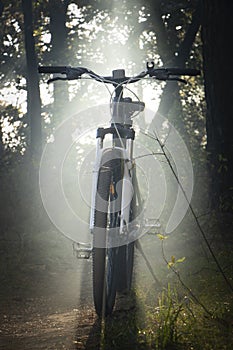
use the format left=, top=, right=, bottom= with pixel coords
left=38, top=62, right=200, bottom=317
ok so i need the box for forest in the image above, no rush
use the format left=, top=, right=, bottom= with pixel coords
left=0, top=0, right=233, bottom=349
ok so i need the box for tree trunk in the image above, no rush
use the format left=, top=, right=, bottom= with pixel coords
left=201, top=0, right=233, bottom=212
left=0, top=1, right=3, bottom=16
left=22, top=0, right=42, bottom=157
left=150, top=1, right=201, bottom=129
left=48, top=0, right=69, bottom=121
left=0, top=125, right=4, bottom=158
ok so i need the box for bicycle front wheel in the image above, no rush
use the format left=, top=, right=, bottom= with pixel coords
left=92, top=149, right=123, bottom=317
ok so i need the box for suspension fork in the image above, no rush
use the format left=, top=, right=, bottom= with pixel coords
left=90, top=137, right=103, bottom=232
left=119, top=138, right=134, bottom=235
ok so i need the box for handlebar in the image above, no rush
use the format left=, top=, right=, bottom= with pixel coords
left=38, top=61, right=200, bottom=85
left=38, top=66, right=68, bottom=74
left=165, top=68, right=200, bottom=76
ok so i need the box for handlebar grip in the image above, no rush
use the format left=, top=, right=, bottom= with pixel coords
left=167, top=68, right=200, bottom=76
left=38, top=66, right=68, bottom=74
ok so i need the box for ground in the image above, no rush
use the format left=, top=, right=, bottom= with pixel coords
left=0, top=226, right=99, bottom=350
left=2, top=217, right=232, bottom=350
left=0, top=228, right=148, bottom=350
left=0, top=263, right=99, bottom=350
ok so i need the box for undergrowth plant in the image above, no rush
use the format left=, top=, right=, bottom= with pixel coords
left=154, top=285, right=182, bottom=349
left=137, top=282, right=233, bottom=350
left=138, top=284, right=185, bottom=350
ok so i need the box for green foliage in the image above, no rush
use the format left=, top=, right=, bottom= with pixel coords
left=157, top=233, right=168, bottom=241
left=136, top=283, right=233, bottom=350
left=90, top=268, right=233, bottom=350
left=149, top=285, right=182, bottom=349
left=167, top=256, right=186, bottom=269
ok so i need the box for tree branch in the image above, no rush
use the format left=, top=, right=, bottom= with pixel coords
left=146, top=0, right=173, bottom=63
left=150, top=1, right=201, bottom=128
left=174, top=0, right=202, bottom=66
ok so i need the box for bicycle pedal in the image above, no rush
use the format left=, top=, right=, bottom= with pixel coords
left=73, top=242, right=93, bottom=259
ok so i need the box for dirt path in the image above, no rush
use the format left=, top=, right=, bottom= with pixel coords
left=0, top=233, right=100, bottom=350
left=0, top=274, right=140, bottom=350
left=0, top=262, right=103, bottom=350
left=0, top=297, right=98, bottom=350
left=0, top=230, right=157, bottom=350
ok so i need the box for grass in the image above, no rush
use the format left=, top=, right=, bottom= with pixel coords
left=137, top=284, right=233, bottom=350
left=99, top=271, right=233, bottom=350
left=96, top=221, right=233, bottom=350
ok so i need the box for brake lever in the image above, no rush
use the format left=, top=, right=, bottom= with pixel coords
left=47, top=67, right=87, bottom=84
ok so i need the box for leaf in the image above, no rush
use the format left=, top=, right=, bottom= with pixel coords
left=167, top=256, right=176, bottom=269
left=171, top=255, right=176, bottom=263
left=157, top=234, right=167, bottom=240
left=167, top=256, right=186, bottom=269
left=167, top=262, right=174, bottom=269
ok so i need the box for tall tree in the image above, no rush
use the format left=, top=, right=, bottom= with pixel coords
left=0, top=1, right=3, bottom=16
left=22, top=0, right=41, bottom=157
left=48, top=0, right=69, bottom=110
left=0, top=118, right=4, bottom=158
left=201, top=0, right=233, bottom=212
left=148, top=1, right=202, bottom=129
